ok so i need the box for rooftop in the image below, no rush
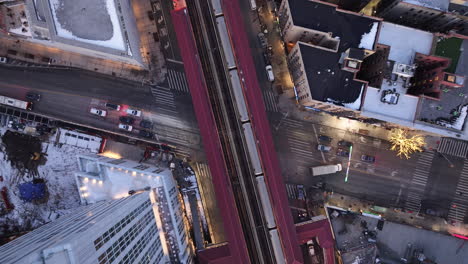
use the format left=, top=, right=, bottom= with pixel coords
left=287, top=0, right=380, bottom=52
left=75, top=154, right=173, bottom=204
left=403, top=0, right=450, bottom=11
left=299, top=43, right=366, bottom=109
left=378, top=22, right=434, bottom=65
left=361, top=86, right=420, bottom=122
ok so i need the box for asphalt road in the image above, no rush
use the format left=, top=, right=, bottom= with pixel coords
left=0, top=66, right=202, bottom=159
left=269, top=112, right=467, bottom=221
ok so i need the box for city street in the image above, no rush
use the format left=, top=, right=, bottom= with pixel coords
left=236, top=0, right=468, bottom=225
left=0, top=66, right=202, bottom=159
left=269, top=110, right=468, bottom=224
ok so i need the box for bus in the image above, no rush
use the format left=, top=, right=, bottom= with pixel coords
left=0, top=95, right=32, bottom=110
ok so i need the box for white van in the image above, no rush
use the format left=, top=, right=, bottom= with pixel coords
left=310, top=164, right=342, bottom=176
left=265, top=65, right=274, bottom=82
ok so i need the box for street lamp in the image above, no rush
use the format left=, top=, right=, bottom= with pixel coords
left=344, top=146, right=353, bottom=182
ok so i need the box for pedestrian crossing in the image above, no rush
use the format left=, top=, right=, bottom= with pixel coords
left=404, top=151, right=434, bottom=212
left=282, top=118, right=304, bottom=129
left=150, top=85, right=178, bottom=114
left=437, top=137, right=468, bottom=158
left=167, top=69, right=190, bottom=93
left=448, top=160, right=468, bottom=223
left=262, top=89, right=279, bottom=112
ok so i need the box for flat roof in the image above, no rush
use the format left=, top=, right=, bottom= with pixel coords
left=378, top=22, right=433, bottom=64
left=288, top=0, right=380, bottom=52
left=403, top=0, right=449, bottom=11
left=362, top=86, right=419, bottom=122
left=300, top=43, right=365, bottom=108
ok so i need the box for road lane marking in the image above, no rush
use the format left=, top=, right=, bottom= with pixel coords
left=312, top=124, right=326, bottom=163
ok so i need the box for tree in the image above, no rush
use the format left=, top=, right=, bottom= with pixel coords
left=389, top=129, right=425, bottom=159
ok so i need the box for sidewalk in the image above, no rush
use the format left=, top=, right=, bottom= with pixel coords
left=277, top=93, right=442, bottom=151
left=0, top=36, right=153, bottom=81
left=326, top=192, right=468, bottom=237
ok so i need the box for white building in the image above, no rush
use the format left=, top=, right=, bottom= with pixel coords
left=13, top=0, right=144, bottom=66
left=0, top=192, right=170, bottom=264
left=74, top=154, right=193, bottom=263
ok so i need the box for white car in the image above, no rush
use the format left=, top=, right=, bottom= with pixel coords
left=126, top=108, right=142, bottom=117
left=118, top=124, right=133, bottom=131
left=0, top=57, right=7, bottom=63
left=265, top=65, right=274, bottom=82
left=90, top=108, right=107, bottom=117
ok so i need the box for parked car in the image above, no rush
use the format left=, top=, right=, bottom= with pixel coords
left=119, top=116, right=134, bottom=125
left=361, top=154, right=376, bottom=163
left=257, top=32, right=268, bottom=49
left=118, top=124, right=133, bottom=131
left=318, top=135, right=332, bottom=142
left=140, top=120, right=153, bottom=129
left=336, top=148, right=350, bottom=157
left=338, top=140, right=353, bottom=148
left=317, top=144, right=331, bottom=152
left=139, top=130, right=153, bottom=138
left=26, top=92, right=41, bottom=102
left=265, top=65, right=274, bottom=82
left=90, top=108, right=107, bottom=117
left=126, top=108, right=141, bottom=117
left=0, top=57, right=7, bottom=63
left=105, top=103, right=121, bottom=111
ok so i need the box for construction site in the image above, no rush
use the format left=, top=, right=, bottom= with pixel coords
left=0, top=118, right=87, bottom=245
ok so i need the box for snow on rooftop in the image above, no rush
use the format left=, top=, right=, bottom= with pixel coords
left=403, top=0, right=449, bottom=11
left=344, top=84, right=365, bottom=110
left=359, top=22, right=379, bottom=50
left=0, top=127, right=87, bottom=233
left=362, top=86, right=419, bottom=122
left=48, top=0, right=126, bottom=51
left=75, top=156, right=173, bottom=204
left=378, top=22, right=433, bottom=64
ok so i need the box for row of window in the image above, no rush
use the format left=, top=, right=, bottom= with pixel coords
left=119, top=224, right=158, bottom=264
left=94, top=199, right=151, bottom=250
left=138, top=239, right=163, bottom=264
left=169, top=186, right=177, bottom=197
left=97, top=211, right=153, bottom=264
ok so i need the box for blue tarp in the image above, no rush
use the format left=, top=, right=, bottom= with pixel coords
left=18, top=182, right=46, bottom=202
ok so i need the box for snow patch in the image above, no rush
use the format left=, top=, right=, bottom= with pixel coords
left=359, top=22, right=379, bottom=50
left=48, top=0, right=126, bottom=51
left=343, top=86, right=364, bottom=110
left=438, top=105, right=468, bottom=131
left=378, top=22, right=433, bottom=65
left=0, top=128, right=87, bottom=234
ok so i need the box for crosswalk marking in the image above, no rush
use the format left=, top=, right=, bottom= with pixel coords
left=262, top=89, right=279, bottom=112
left=167, top=69, right=190, bottom=93
left=437, top=137, right=468, bottom=158
left=404, top=151, right=434, bottom=212
left=150, top=86, right=178, bottom=114
left=448, top=159, right=468, bottom=223
left=282, top=118, right=304, bottom=129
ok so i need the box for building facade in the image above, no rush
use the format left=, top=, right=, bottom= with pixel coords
left=0, top=192, right=171, bottom=264
left=74, top=154, right=193, bottom=264
left=372, top=0, right=468, bottom=36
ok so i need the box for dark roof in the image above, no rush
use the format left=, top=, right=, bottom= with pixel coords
left=288, top=0, right=379, bottom=52
left=348, top=48, right=365, bottom=61
left=300, top=43, right=364, bottom=104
